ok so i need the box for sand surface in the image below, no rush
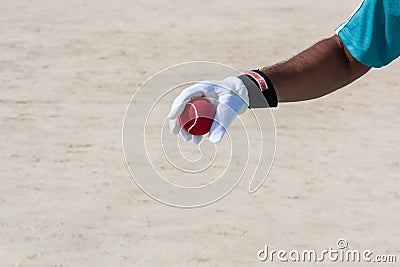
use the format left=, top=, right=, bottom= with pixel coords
left=1, top=0, right=400, bottom=266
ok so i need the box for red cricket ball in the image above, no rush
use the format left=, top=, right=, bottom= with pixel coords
left=178, top=98, right=216, bottom=136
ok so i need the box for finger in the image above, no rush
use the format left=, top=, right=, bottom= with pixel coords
left=168, top=87, right=205, bottom=119
left=193, top=135, right=203, bottom=144
left=180, top=129, right=192, bottom=141
left=169, top=118, right=180, bottom=135
left=168, top=81, right=222, bottom=119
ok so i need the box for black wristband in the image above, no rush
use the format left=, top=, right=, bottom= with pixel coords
left=238, top=70, right=278, bottom=108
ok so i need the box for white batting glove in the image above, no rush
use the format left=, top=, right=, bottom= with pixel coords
left=168, top=77, right=249, bottom=144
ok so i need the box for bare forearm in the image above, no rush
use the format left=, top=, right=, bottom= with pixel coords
left=261, top=35, right=371, bottom=102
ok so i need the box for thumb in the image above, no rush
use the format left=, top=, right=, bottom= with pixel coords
left=208, top=121, right=227, bottom=143
left=208, top=96, right=242, bottom=143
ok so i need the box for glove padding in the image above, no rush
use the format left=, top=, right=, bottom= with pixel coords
left=168, top=77, right=249, bottom=144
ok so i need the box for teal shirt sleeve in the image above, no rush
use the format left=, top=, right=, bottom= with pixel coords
left=335, top=0, right=400, bottom=68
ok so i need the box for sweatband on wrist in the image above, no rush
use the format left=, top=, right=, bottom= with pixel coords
left=238, top=70, right=278, bottom=108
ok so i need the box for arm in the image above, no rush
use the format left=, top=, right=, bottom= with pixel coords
left=169, top=35, right=372, bottom=143
left=261, top=35, right=371, bottom=102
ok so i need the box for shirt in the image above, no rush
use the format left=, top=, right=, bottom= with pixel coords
left=336, top=0, right=400, bottom=68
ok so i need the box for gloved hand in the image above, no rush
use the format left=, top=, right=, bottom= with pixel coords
left=168, top=77, right=249, bottom=144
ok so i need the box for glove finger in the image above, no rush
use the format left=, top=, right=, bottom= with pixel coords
left=168, top=81, right=221, bottom=120
left=193, top=135, right=203, bottom=144
left=169, top=118, right=181, bottom=135
left=180, top=128, right=192, bottom=142
left=168, top=87, right=205, bottom=120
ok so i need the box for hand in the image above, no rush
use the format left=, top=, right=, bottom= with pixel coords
left=168, top=77, right=249, bottom=144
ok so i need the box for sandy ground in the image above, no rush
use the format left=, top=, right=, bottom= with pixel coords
left=1, top=0, right=400, bottom=266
